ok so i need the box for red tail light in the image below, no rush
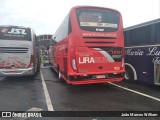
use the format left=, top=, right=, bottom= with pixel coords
left=70, top=47, right=78, bottom=72
left=121, top=48, right=125, bottom=68
left=28, top=55, right=34, bottom=68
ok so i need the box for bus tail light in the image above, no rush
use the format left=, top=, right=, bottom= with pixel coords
left=28, top=55, right=34, bottom=68
left=122, top=57, right=124, bottom=68
left=121, top=49, right=125, bottom=68
left=70, top=47, right=78, bottom=72
left=72, top=59, right=77, bottom=70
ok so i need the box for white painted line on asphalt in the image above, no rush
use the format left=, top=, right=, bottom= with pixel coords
left=40, top=69, right=54, bottom=111
left=26, top=107, right=43, bottom=111
left=108, top=82, right=160, bottom=102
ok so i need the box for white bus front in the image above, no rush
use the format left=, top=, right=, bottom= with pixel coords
left=0, top=26, right=36, bottom=76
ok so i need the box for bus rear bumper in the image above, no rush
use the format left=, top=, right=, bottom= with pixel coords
left=0, top=68, right=34, bottom=76
left=65, top=77, right=124, bottom=85
left=62, top=72, right=125, bottom=85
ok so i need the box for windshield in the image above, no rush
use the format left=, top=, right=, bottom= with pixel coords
left=76, top=8, right=120, bottom=32
left=0, top=26, right=31, bottom=41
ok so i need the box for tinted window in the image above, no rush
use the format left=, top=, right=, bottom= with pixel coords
left=0, top=26, right=31, bottom=41
left=54, top=14, right=70, bottom=42
left=76, top=9, right=120, bottom=32
left=124, top=31, right=129, bottom=46
left=127, top=25, right=152, bottom=46
left=155, top=22, right=160, bottom=44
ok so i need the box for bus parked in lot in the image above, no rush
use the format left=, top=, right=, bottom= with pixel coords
left=0, top=25, right=40, bottom=76
left=50, top=6, right=125, bottom=85
left=124, top=18, right=160, bottom=85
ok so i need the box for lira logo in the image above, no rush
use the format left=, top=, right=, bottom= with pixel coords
left=8, top=28, right=27, bottom=35
left=79, top=57, right=95, bottom=64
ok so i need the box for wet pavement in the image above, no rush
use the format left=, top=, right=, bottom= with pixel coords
left=0, top=67, right=160, bottom=120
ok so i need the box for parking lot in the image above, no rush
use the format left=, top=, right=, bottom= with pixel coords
left=0, top=66, right=160, bottom=119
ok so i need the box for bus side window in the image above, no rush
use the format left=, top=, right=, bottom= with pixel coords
left=124, top=31, right=129, bottom=46
left=129, top=25, right=152, bottom=46
left=155, top=23, right=160, bottom=44
left=68, top=16, right=72, bottom=34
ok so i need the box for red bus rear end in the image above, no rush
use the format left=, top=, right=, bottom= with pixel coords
left=51, top=6, right=125, bottom=85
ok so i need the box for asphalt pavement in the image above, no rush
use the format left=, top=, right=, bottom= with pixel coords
left=0, top=67, right=160, bottom=120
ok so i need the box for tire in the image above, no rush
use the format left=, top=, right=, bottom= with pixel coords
left=58, top=68, right=63, bottom=81
left=125, top=66, right=134, bottom=80
left=31, top=63, right=37, bottom=77
left=37, top=58, right=40, bottom=72
left=32, top=57, right=39, bottom=76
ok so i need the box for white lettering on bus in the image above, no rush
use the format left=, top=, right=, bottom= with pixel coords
left=79, top=57, right=95, bottom=64
left=8, top=28, right=27, bottom=35
left=147, top=47, right=160, bottom=56
left=125, top=49, right=143, bottom=56
left=125, top=47, right=160, bottom=64
left=152, top=57, right=160, bottom=64
left=94, top=57, right=108, bottom=63
left=78, top=57, right=109, bottom=64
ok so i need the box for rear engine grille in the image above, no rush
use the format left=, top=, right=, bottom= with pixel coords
left=0, top=47, right=28, bottom=53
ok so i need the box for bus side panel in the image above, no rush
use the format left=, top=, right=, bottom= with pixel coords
left=54, top=38, right=68, bottom=75
left=125, top=46, right=160, bottom=84
left=63, top=57, right=68, bottom=78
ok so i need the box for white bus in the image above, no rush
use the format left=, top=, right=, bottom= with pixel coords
left=0, top=25, right=40, bottom=76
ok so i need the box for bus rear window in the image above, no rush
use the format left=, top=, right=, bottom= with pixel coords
left=76, top=9, right=120, bottom=32
left=0, top=27, right=31, bottom=41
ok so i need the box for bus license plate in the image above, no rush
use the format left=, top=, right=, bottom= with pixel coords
left=10, top=71, right=16, bottom=73
left=96, top=75, right=105, bottom=79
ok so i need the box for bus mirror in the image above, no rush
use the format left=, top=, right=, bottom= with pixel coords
left=51, top=39, right=57, bottom=46
left=53, top=36, right=56, bottom=40
left=51, top=39, right=54, bottom=45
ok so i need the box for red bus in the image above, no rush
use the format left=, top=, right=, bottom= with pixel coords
left=50, top=6, right=125, bottom=85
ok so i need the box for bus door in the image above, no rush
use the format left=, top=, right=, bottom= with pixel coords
left=154, top=62, right=160, bottom=85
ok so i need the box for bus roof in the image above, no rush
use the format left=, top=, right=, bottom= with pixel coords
left=0, top=25, right=31, bottom=29
left=71, top=5, right=121, bottom=14
left=124, top=18, right=160, bottom=31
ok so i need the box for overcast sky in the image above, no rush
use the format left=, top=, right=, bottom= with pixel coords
left=0, top=0, right=159, bottom=35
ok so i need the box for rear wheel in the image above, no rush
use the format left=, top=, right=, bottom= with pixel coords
left=58, top=68, right=63, bottom=81
left=125, top=66, right=134, bottom=80
left=30, top=64, right=37, bottom=78
left=37, top=58, right=40, bottom=72
left=32, top=57, right=39, bottom=76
